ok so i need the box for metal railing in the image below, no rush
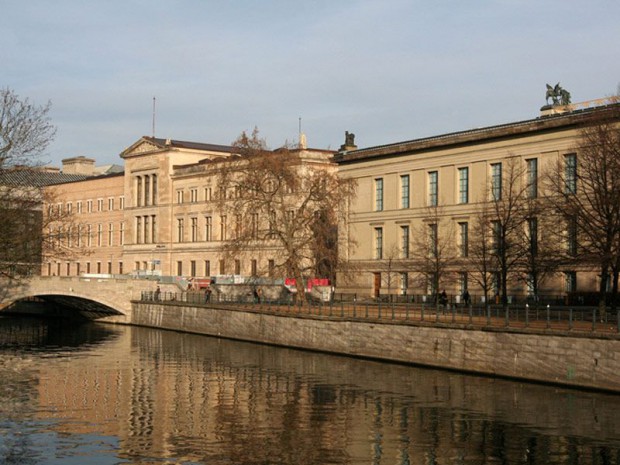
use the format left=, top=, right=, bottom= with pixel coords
left=140, top=291, right=620, bottom=336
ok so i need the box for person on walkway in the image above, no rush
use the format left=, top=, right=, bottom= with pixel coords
left=462, top=289, right=470, bottom=307
left=440, top=290, right=448, bottom=308
left=205, top=286, right=211, bottom=303
left=154, top=286, right=161, bottom=301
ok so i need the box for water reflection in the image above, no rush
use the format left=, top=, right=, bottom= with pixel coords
left=0, top=317, right=619, bottom=464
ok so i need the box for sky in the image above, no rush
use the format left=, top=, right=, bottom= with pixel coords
left=2, top=0, right=620, bottom=167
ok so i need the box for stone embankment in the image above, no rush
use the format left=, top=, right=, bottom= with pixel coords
left=131, top=300, right=620, bottom=392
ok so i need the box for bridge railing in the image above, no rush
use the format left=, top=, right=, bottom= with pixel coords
left=139, top=291, right=620, bottom=336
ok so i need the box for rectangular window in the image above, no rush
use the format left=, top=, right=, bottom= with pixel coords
left=190, top=260, right=196, bottom=277
left=176, top=190, right=184, bottom=204
left=87, top=225, right=92, bottom=247
left=76, top=262, right=81, bottom=276
left=220, top=215, right=227, bottom=241
left=219, top=259, right=226, bottom=275
left=191, top=217, right=198, bottom=242
left=459, top=272, right=468, bottom=295
left=235, top=259, right=241, bottom=275
left=400, top=175, right=410, bottom=209
left=400, top=225, right=409, bottom=258
left=97, top=262, right=102, bottom=274
left=177, top=261, right=183, bottom=276
left=144, top=215, right=150, bottom=244
left=565, top=271, right=577, bottom=293
left=251, top=259, right=257, bottom=276
left=205, top=216, right=212, bottom=241
left=135, top=261, right=140, bottom=271
left=491, top=220, right=502, bottom=253
left=204, top=260, right=211, bottom=276
left=119, top=196, right=125, bottom=210
left=108, top=198, right=114, bottom=211
left=87, top=200, right=93, bottom=213
left=107, top=262, right=112, bottom=274
left=491, top=163, right=502, bottom=200
left=136, top=177, right=142, bottom=207
left=77, top=201, right=83, bottom=214
left=251, top=213, right=259, bottom=239
left=528, top=217, right=538, bottom=256
left=428, top=223, right=438, bottom=257
left=458, top=167, right=469, bottom=204
left=66, top=202, right=73, bottom=214
left=108, top=223, right=114, bottom=246
left=97, top=199, right=104, bottom=212
left=564, top=153, right=577, bottom=194
left=86, top=262, right=91, bottom=274
left=190, top=188, right=198, bottom=203
left=177, top=218, right=184, bottom=242
left=119, top=222, right=125, bottom=246
left=204, top=187, right=212, bottom=201
left=400, top=272, right=408, bottom=294
left=375, top=227, right=383, bottom=259
left=526, top=158, right=538, bottom=198
left=136, top=217, right=142, bottom=244
left=268, top=259, right=275, bottom=277
left=459, top=222, right=468, bottom=257
left=567, top=216, right=577, bottom=256
left=97, top=224, right=103, bottom=247
left=428, top=171, right=438, bottom=206
left=119, top=262, right=123, bottom=274
left=375, top=178, right=383, bottom=211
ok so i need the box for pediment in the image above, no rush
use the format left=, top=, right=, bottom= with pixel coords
left=120, top=138, right=165, bottom=159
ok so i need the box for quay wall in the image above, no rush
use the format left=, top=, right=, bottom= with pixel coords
left=131, top=301, right=620, bottom=392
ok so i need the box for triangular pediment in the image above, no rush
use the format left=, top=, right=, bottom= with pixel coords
left=120, top=137, right=166, bottom=159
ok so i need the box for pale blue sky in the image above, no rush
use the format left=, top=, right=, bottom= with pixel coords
left=2, top=0, right=619, bottom=166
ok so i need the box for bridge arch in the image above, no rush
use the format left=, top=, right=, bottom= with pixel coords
left=1, top=276, right=160, bottom=322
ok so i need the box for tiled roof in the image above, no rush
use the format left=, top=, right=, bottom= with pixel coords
left=0, top=169, right=91, bottom=187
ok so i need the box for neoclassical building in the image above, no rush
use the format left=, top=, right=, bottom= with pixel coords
left=335, top=99, right=620, bottom=301
left=41, top=98, right=619, bottom=302
left=43, top=137, right=336, bottom=280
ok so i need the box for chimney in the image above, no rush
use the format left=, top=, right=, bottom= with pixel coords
left=62, top=156, right=96, bottom=175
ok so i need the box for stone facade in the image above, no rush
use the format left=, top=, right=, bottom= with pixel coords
left=42, top=137, right=336, bottom=280
left=335, top=101, right=620, bottom=300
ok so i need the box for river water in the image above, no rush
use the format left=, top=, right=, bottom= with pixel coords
left=0, top=316, right=619, bottom=465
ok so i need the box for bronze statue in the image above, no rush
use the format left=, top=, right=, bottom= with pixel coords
left=546, top=83, right=571, bottom=106
left=345, top=131, right=355, bottom=146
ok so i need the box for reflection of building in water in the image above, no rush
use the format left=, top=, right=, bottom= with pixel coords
left=29, top=327, right=620, bottom=463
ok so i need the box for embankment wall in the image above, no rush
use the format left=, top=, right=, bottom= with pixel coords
left=131, top=302, right=620, bottom=392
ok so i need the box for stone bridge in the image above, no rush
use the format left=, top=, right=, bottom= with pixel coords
left=0, top=276, right=163, bottom=323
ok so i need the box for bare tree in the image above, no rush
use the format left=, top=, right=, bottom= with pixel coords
left=485, top=157, right=534, bottom=308
left=215, top=129, right=356, bottom=300
left=544, top=105, right=620, bottom=313
left=468, top=201, right=495, bottom=306
left=0, top=88, right=55, bottom=168
left=0, top=89, right=57, bottom=284
left=410, top=206, right=456, bottom=305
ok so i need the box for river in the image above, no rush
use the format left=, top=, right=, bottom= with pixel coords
left=0, top=316, right=619, bottom=465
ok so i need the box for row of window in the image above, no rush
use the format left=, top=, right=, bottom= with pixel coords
left=169, top=258, right=277, bottom=278
left=174, top=214, right=266, bottom=243
left=373, top=217, right=576, bottom=260
left=135, top=174, right=158, bottom=207
left=376, top=270, right=578, bottom=296
left=50, top=197, right=125, bottom=216
left=373, top=155, right=576, bottom=211
left=51, top=223, right=125, bottom=248
left=47, top=261, right=123, bottom=276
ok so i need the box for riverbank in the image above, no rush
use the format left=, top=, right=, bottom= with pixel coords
left=131, top=300, right=620, bottom=392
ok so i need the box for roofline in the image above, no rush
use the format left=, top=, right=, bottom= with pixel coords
left=44, top=171, right=125, bottom=186
left=334, top=103, right=620, bottom=164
